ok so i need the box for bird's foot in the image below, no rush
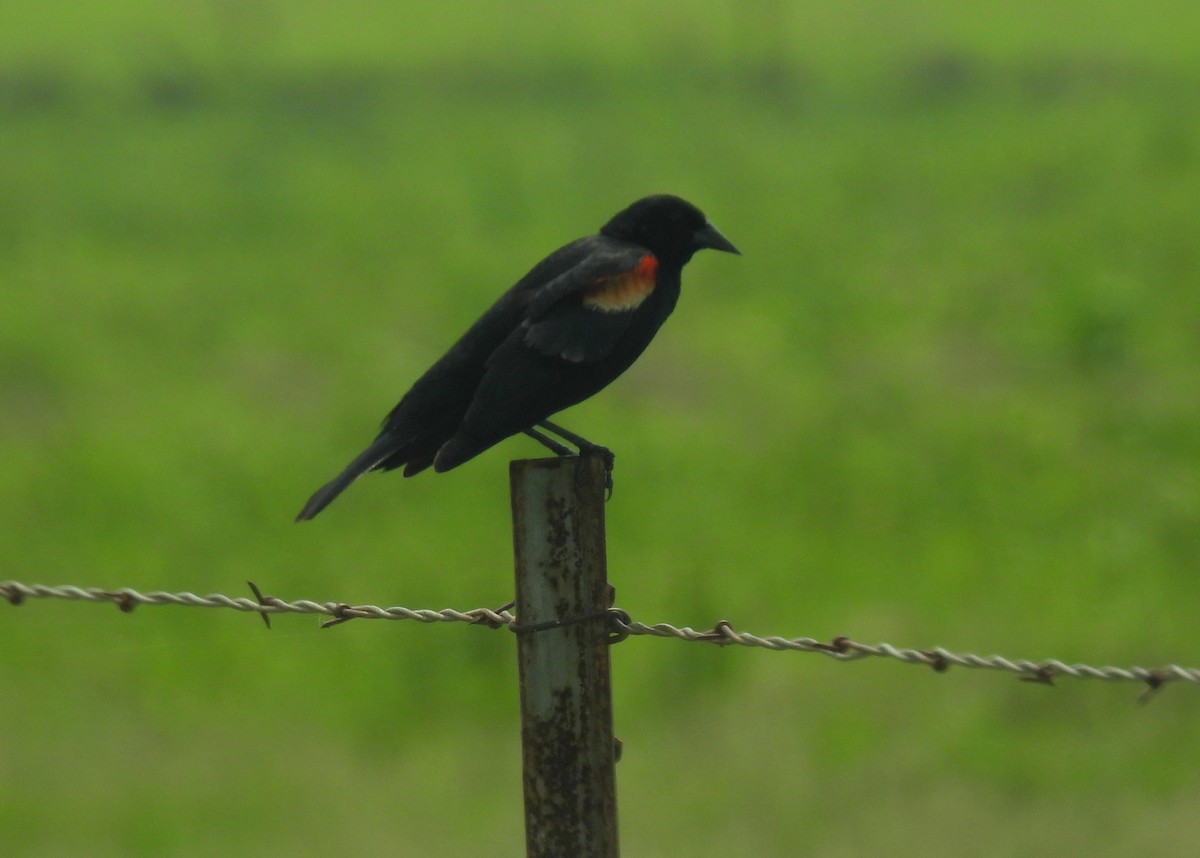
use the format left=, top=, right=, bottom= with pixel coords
left=530, top=421, right=616, bottom=500
left=576, top=442, right=615, bottom=500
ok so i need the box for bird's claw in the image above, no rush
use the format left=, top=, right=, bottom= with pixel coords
left=576, top=445, right=615, bottom=500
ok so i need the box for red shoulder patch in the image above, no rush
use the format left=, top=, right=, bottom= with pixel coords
left=581, top=255, right=658, bottom=313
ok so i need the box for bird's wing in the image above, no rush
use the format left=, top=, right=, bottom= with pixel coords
left=520, top=246, right=659, bottom=363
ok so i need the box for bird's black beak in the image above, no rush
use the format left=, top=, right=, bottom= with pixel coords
left=693, top=221, right=740, bottom=255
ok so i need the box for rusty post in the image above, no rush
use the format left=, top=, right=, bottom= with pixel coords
left=510, top=454, right=618, bottom=858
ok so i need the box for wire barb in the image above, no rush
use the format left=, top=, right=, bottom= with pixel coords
left=246, top=581, right=273, bottom=629
left=4, top=580, right=1197, bottom=697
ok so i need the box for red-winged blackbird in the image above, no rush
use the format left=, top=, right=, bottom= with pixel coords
left=296, top=194, right=738, bottom=521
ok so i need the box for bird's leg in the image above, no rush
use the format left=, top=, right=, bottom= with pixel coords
left=523, top=427, right=574, bottom=457
left=537, top=420, right=614, bottom=465
left=536, top=420, right=615, bottom=498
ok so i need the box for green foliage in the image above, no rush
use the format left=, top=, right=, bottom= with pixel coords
left=3, top=2, right=1200, bottom=854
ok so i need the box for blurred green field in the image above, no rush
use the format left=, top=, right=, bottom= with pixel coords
left=3, top=1, right=1200, bottom=855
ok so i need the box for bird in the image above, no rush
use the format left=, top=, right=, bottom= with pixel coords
left=295, top=194, right=738, bottom=521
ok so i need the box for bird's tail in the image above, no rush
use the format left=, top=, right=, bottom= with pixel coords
left=294, top=433, right=401, bottom=521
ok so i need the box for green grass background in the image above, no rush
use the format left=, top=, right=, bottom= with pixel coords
left=3, top=1, right=1200, bottom=854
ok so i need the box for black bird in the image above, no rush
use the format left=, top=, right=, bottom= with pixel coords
left=296, top=194, right=738, bottom=520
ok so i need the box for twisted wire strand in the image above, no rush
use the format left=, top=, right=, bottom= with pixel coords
left=0, top=581, right=514, bottom=628
left=3, top=580, right=1196, bottom=691
left=619, top=619, right=1200, bottom=687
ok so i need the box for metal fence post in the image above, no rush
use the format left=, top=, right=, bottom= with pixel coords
left=510, top=454, right=618, bottom=858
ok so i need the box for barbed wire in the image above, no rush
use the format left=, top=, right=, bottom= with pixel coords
left=3, top=579, right=1195, bottom=698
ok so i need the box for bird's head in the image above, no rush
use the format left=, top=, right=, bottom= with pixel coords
left=601, top=195, right=740, bottom=265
